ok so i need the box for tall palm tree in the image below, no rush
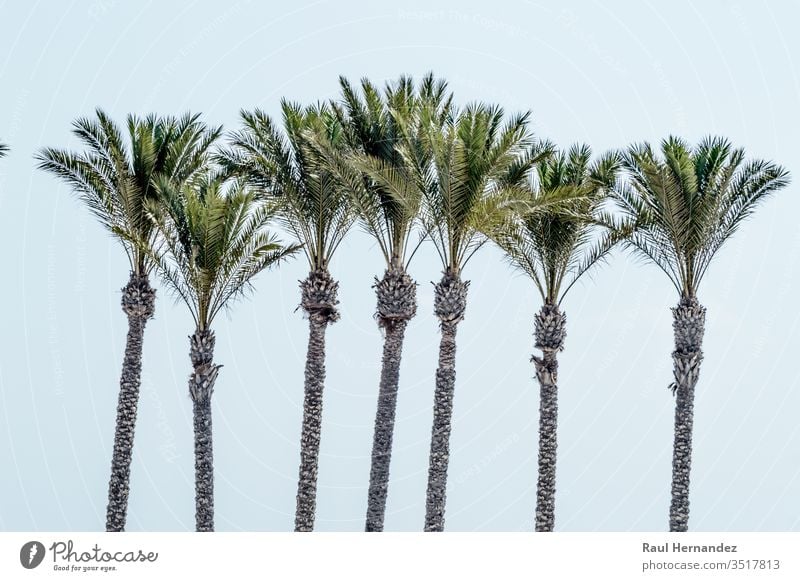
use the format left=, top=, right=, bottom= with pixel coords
left=219, top=102, right=354, bottom=532
left=609, top=136, right=789, bottom=531
left=321, top=73, right=453, bottom=531
left=36, top=111, right=220, bottom=531
left=486, top=144, right=620, bottom=531
left=148, top=174, right=296, bottom=532
left=368, top=102, right=551, bottom=531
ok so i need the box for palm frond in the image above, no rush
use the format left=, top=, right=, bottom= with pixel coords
left=694, top=157, right=790, bottom=284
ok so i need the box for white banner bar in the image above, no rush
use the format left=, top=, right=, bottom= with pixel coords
left=1, top=532, right=797, bottom=580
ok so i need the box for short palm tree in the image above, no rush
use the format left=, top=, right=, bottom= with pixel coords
left=148, top=173, right=296, bottom=532
left=219, top=102, right=355, bottom=532
left=486, top=144, right=620, bottom=531
left=370, top=102, right=550, bottom=531
left=609, top=136, right=789, bottom=531
left=36, top=111, right=219, bottom=531
left=323, top=73, right=453, bottom=531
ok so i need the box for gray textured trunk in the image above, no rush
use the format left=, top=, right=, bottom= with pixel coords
left=424, top=272, right=468, bottom=532
left=532, top=304, right=567, bottom=532
left=189, top=328, right=221, bottom=532
left=294, top=269, right=339, bottom=532
left=365, top=268, right=417, bottom=532
left=105, top=273, right=155, bottom=532
left=669, top=295, right=706, bottom=532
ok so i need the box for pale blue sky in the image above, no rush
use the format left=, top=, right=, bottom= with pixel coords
left=1, top=0, right=798, bottom=531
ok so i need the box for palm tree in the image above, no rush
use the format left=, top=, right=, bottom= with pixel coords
left=609, top=136, right=789, bottom=531
left=36, top=111, right=220, bottom=531
left=0, top=142, right=8, bottom=157
left=148, top=174, right=296, bottom=532
left=486, top=144, right=620, bottom=531
left=321, top=73, right=453, bottom=531
left=367, top=101, right=551, bottom=531
left=219, top=102, right=354, bottom=532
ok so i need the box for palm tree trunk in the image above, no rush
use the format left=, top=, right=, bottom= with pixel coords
left=295, top=269, right=340, bottom=532
left=189, top=328, right=221, bottom=532
left=669, top=295, right=706, bottom=532
left=531, top=303, right=567, bottom=532
left=105, top=273, right=155, bottom=532
left=424, top=272, right=469, bottom=532
left=365, top=268, right=417, bottom=532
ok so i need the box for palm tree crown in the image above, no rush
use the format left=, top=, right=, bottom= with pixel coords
left=415, top=103, right=551, bottom=277
left=150, top=174, right=298, bottom=329
left=0, top=142, right=8, bottom=157
left=611, top=136, right=789, bottom=297
left=36, top=110, right=221, bottom=275
left=330, top=73, right=453, bottom=269
left=490, top=144, right=620, bottom=305
left=219, top=101, right=354, bottom=272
